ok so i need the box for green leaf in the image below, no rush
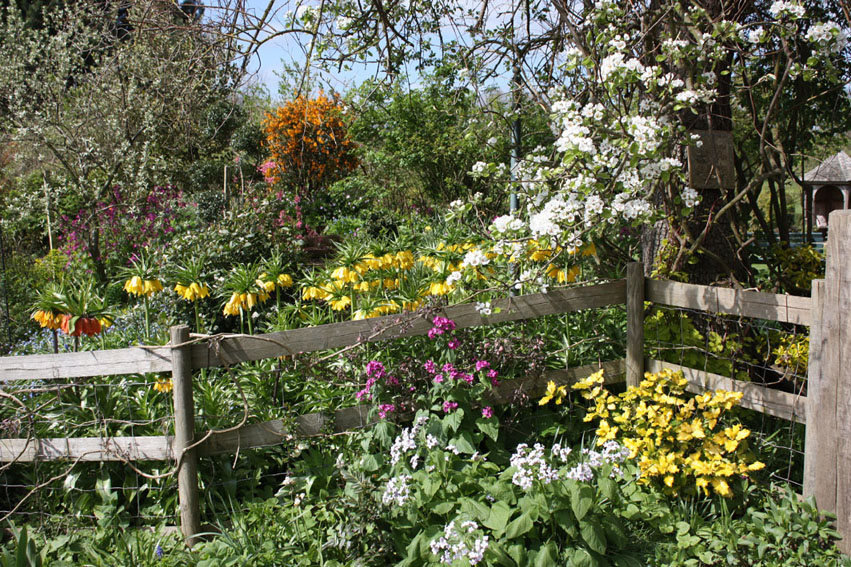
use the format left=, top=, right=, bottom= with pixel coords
left=443, top=408, right=465, bottom=433
left=581, top=519, right=607, bottom=554
left=431, top=501, right=455, bottom=515
left=483, top=501, right=513, bottom=536
left=554, top=508, right=575, bottom=532
left=450, top=431, right=476, bottom=454
left=569, top=547, right=597, bottom=567
left=507, top=543, right=528, bottom=566
left=505, top=512, right=534, bottom=539
left=360, top=454, right=382, bottom=472
left=476, top=417, right=499, bottom=441
left=570, top=484, right=595, bottom=522
left=535, top=542, right=558, bottom=567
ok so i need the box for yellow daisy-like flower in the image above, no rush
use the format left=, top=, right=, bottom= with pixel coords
left=539, top=380, right=568, bottom=406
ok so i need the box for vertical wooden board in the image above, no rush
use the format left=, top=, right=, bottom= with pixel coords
left=803, top=281, right=829, bottom=502
left=170, top=326, right=202, bottom=546
left=819, top=210, right=851, bottom=552
left=626, top=263, right=644, bottom=387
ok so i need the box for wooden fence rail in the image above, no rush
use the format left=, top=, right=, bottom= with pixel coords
left=2, top=212, right=850, bottom=551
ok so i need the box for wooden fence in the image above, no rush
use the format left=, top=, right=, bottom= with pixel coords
left=1, top=210, right=849, bottom=550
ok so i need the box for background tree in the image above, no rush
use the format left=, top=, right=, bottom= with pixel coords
left=0, top=0, right=252, bottom=281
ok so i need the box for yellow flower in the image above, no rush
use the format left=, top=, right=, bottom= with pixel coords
left=428, top=281, right=452, bottom=296
left=710, top=477, right=731, bottom=497
left=153, top=378, right=173, bottom=393
left=330, top=295, right=351, bottom=311
left=277, top=274, right=293, bottom=287
left=596, top=420, right=619, bottom=443
left=124, top=275, right=144, bottom=295
left=539, top=380, right=567, bottom=406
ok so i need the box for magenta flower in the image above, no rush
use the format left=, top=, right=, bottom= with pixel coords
left=434, top=374, right=444, bottom=384
left=378, top=404, right=395, bottom=419
left=365, top=360, right=386, bottom=378
left=447, top=338, right=461, bottom=350
left=424, top=359, right=437, bottom=374
left=487, top=369, right=498, bottom=379
left=443, top=401, right=459, bottom=413
left=475, top=360, right=491, bottom=371
left=481, top=406, right=494, bottom=419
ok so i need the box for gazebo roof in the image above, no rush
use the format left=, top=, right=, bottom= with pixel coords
left=805, top=151, right=851, bottom=184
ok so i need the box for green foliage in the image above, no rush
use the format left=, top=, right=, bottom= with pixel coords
left=0, top=527, right=42, bottom=567
left=649, top=486, right=850, bottom=567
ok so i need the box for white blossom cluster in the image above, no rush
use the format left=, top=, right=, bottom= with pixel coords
left=390, top=416, right=428, bottom=466
left=806, top=22, right=849, bottom=54
left=461, top=249, right=490, bottom=268
left=769, top=1, right=805, bottom=19
left=682, top=187, right=701, bottom=208
left=382, top=474, right=412, bottom=507
left=509, top=443, right=560, bottom=490
left=430, top=520, right=490, bottom=566
left=510, top=440, right=632, bottom=487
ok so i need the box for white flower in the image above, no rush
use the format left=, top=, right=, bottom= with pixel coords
left=682, top=186, right=700, bottom=208
left=446, top=271, right=463, bottom=285
left=490, top=214, right=524, bottom=234
left=462, top=249, right=490, bottom=268
left=769, top=1, right=805, bottom=19
left=475, top=301, right=493, bottom=316
left=382, top=475, right=412, bottom=507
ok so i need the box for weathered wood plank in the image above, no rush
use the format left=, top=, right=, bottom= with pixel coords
left=626, top=263, right=645, bottom=387
left=822, top=211, right=851, bottom=553
left=804, top=281, right=832, bottom=505
left=170, top=326, right=201, bottom=546
left=0, top=436, right=173, bottom=462
left=646, top=279, right=811, bottom=326
left=0, top=347, right=173, bottom=382
left=645, top=359, right=806, bottom=424
left=191, top=282, right=627, bottom=369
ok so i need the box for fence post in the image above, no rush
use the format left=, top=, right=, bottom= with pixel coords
left=626, top=262, right=645, bottom=388
left=170, top=325, right=202, bottom=546
left=803, top=210, right=851, bottom=553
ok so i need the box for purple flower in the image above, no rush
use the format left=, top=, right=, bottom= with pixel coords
left=447, top=338, right=461, bottom=350
left=434, top=374, right=444, bottom=384
left=491, top=378, right=500, bottom=387
left=475, top=360, right=491, bottom=371
left=365, top=360, right=386, bottom=378
left=378, top=404, right=395, bottom=419
left=429, top=316, right=457, bottom=339
left=481, top=406, right=494, bottom=419
left=424, top=359, right=437, bottom=374
left=443, top=401, right=459, bottom=413
left=487, top=369, right=498, bottom=379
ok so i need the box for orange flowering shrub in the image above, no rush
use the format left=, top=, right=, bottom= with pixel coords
left=263, top=93, right=359, bottom=195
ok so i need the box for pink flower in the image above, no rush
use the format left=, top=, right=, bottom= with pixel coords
left=487, top=369, right=498, bottom=379
left=475, top=360, right=491, bottom=371
left=378, top=404, right=395, bottom=419
left=481, top=406, right=494, bottom=419
left=447, top=338, right=461, bottom=350
left=434, top=374, right=444, bottom=384
left=443, top=401, right=459, bottom=413
left=424, top=359, right=437, bottom=374
left=491, top=378, right=500, bottom=387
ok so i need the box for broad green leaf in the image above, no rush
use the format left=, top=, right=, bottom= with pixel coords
left=476, top=417, right=499, bottom=441
left=483, top=501, right=513, bottom=536
left=535, top=542, right=558, bottom=567
left=581, top=519, right=607, bottom=554
left=450, top=431, right=476, bottom=454
left=508, top=543, right=528, bottom=566
left=505, top=512, right=534, bottom=539
left=443, top=408, right=465, bottom=433
left=431, top=501, right=455, bottom=515
left=554, top=508, right=575, bottom=532
left=571, top=484, right=595, bottom=521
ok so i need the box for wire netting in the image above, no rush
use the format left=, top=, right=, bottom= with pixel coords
left=0, top=299, right=811, bottom=533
